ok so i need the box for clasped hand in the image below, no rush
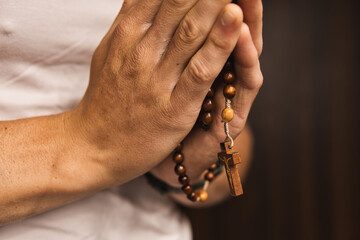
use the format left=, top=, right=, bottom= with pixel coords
left=68, top=0, right=263, bottom=187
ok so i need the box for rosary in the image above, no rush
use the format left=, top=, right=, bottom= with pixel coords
left=173, top=56, right=243, bottom=202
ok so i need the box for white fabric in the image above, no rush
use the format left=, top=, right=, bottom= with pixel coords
left=0, top=0, right=191, bottom=239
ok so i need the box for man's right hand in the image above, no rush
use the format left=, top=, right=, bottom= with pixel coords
left=69, top=0, right=245, bottom=185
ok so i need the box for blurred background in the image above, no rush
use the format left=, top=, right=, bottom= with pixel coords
left=183, top=0, right=359, bottom=239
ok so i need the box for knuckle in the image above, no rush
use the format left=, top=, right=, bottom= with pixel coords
left=168, top=0, right=187, bottom=8
left=121, top=42, right=150, bottom=77
left=177, top=18, right=202, bottom=45
left=126, top=42, right=146, bottom=64
left=249, top=71, right=263, bottom=90
left=240, top=66, right=263, bottom=91
left=133, top=42, right=147, bottom=61
left=113, top=21, right=130, bottom=42
left=188, top=58, right=214, bottom=84
left=211, top=34, right=233, bottom=51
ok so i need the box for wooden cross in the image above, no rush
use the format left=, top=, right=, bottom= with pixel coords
left=218, top=141, right=243, bottom=196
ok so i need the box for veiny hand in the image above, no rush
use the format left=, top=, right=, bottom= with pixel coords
left=151, top=0, right=263, bottom=186
left=67, top=0, right=248, bottom=186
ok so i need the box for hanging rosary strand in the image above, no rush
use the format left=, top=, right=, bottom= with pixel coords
left=218, top=60, right=243, bottom=196
left=172, top=57, right=243, bottom=202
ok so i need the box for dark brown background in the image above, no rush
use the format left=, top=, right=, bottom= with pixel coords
left=183, top=0, right=360, bottom=239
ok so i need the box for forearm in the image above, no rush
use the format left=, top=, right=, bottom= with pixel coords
left=168, top=125, right=254, bottom=207
left=0, top=111, right=110, bottom=226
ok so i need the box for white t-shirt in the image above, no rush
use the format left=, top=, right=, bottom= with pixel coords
left=0, top=0, right=191, bottom=239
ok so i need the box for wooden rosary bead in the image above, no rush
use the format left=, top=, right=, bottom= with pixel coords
left=202, top=98, right=214, bottom=112
left=206, top=87, right=215, bottom=98
left=198, top=190, right=208, bottom=202
left=223, top=71, right=235, bottom=84
left=173, top=152, right=184, bottom=164
left=175, top=164, right=186, bottom=176
left=182, top=185, right=193, bottom=195
left=209, top=163, right=218, bottom=171
left=187, top=191, right=198, bottom=202
left=223, top=84, right=236, bottom=99
left=175, top=143, right=182, bottom=152
left=205, top=171, right=215, bottom=181
left=178, top=175, right=190, bottom=185
left=221, top=108, right=234, bottom=123
left=201, top=112, right=214, bottom=125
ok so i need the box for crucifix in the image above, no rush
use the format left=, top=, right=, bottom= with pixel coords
left=218, top=141, right=243, bottom=196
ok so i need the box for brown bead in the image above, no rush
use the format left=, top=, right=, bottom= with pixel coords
left=175, top=143, right=182, bottom=152
left=182, top=185, right=193, bottom=195
left=221, top=108, right=234, bottom=123
left=198, top=190, right=208, bottom=202
left=201, top=112, right=214, bottom=125
left=202, top=98, right=214, bottom=112
left=205, top=171, right=215, bottom=181
left=209, top=163, right=218, bottom=171
left=173, top=152, right=184, bottom=164
left=175, top=164, right=186, bottom=176
left=206, top=87, right=215, bottom=98
left=187, top=191, right=198, bottom=202
left=223, top=71, right=235, bottom=84
left=178, top=175, right=190, bottom=185
left=223, top=84, right=236, bottom=99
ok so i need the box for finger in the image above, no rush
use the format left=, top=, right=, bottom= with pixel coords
left=230, top=23, right=263, bottom=133
left=119, top=0, right=163, bottom=25
left=103, top=0, right=164, bottom=50
left=90, top=0, right=141, bottom=80
left=171, top=4, right=244, bottom=111
left=159, top=0, right=232, bottom=76
left=119, top=0, right=138, bottom=14
left=105, top=0, right=165, bottom=60
left=237, top=0, right=263, bottom=56
left=144, top=0, right=199, bottom=47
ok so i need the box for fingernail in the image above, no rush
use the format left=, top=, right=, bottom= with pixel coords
left=221, top=10, right=235, bottom=26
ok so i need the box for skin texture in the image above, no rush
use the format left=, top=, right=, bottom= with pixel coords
left=0, top=0, right=263, bottom=225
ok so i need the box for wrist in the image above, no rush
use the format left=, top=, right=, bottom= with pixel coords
left=61, top=109, right=116, bottom=191
left=65, top=101, right=161, bottom=189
